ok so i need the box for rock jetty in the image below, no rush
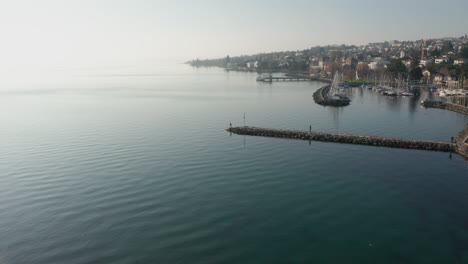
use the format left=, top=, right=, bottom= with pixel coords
left=421, top=100, right=468, bottom=115
left=227, top=126, right=459, bottom=155
left=455, top=124, right=468, bottom=158
left=313, top=85, right=350, bottom=107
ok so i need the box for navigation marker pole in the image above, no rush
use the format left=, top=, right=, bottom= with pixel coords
left=243, top=112, right=246, bottom=147
left=243, top=112, right=246, bottom=127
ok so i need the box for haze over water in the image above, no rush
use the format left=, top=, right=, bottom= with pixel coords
left=0, top=63, right=467, bottom=263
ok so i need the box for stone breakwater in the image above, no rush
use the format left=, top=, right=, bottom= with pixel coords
left=456, top=124, right=468, bottom=158
left=227, top=126, right=460, bottom=155
left=456, top=124, right=468, bottom=143
left=312, top=85, right=329, bottom=104
left=421, top=100, right=468, bottom=115
left=313, top=85, right=350, bottom=107
left=420, top=100, right=468, bottom=158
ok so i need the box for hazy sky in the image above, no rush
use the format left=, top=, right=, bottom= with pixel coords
left=0, top=0, right=467, bottom=69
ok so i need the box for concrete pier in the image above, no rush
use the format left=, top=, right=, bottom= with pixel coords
left=256, top=76, right=311, bottom=82
left=227, top=126, right=458, bottom=154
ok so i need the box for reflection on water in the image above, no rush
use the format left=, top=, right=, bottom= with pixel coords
left=408, top=93, right=422, bottom=115
left=328, top=106, right=344, bottom=130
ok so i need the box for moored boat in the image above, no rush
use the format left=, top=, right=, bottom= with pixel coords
left=400, top=92, right=413, bottom=96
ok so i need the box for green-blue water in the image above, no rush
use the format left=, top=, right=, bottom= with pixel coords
left=0, top=63, right=467, bottom=264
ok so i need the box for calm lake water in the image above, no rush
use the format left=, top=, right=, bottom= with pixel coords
left=0, top=63, right=467, bottom=264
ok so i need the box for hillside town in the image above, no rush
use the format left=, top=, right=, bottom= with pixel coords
left=189, top=35, right=468, bottom=89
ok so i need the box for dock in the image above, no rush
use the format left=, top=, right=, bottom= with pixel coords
left=256, top=76, right=311, bottom=82
left=227, top=126, right=465, bottom=156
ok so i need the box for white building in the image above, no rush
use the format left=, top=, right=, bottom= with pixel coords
left=318, top=57, right=329, bottom=68
left=403, top=59, right=412, bottom=67
left=400, top=50, right=406, bottom=58
left=369, top=60, right=390, bottom=70
left=420, top=59, right=434, bottom=67
left=454, top=58, right=467, bottom=65
left=423, top=69, right=431, bottom=78
left=435, top=57, right=450, bottom=64
left=434, top=74, right=444, bottom=84
left=247, top=61, right=258, bottom=69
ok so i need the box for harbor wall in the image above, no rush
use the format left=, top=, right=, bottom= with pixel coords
left=227, top=126, right=456, bottom=153
left=456, top=124, right=468, bottom=143
left=457, top=143, right=468, bottom=158
left=313, top=85, right=350, bottom=106
left=456, top=124, right=468, bottom=158
left=313, top=85, right=330, bottom=104
left=421, top=101, right=468, bottom=115
left=420, top=100, right=468, bottom=158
